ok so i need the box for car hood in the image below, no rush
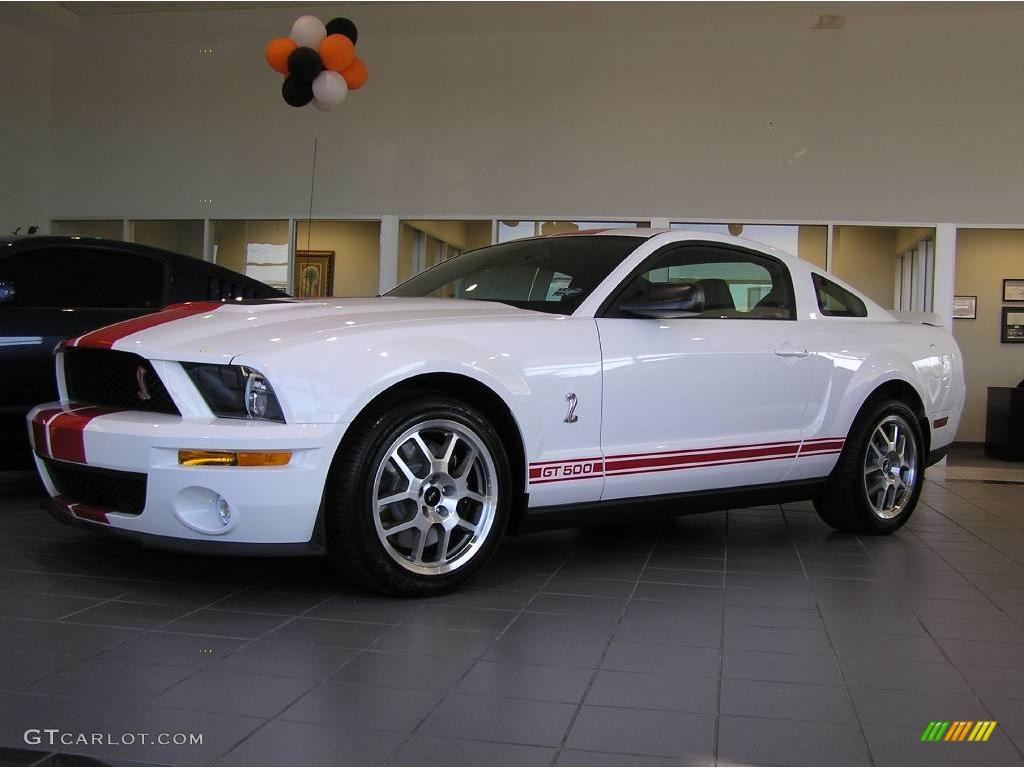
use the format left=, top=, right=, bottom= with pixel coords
left=91, top=297, right=548, bottom=363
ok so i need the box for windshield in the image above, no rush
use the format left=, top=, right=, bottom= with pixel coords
left=386, top=235, right=645, bottom=314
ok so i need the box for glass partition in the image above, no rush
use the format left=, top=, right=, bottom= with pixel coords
left=399, top=220, right=493, bottom=282
left=294, top=220, right=381, bottom=297
left=211, top=220, right=289, bottom=291
left=670, top=223, right=827, bottom=267
left=130, top=219, right=204, bottom=259
left=50, top=219, right=123, bottom=239
left=497, top=220, right=648, bottom=243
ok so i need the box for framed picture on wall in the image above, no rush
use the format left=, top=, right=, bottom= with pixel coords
left=1002, top=307, right=1024, bottom=343
left=953, top=295, right=977, bottom=320
left=1003, top=279, right=1024, bottom=302
left=293, top=250, right=335, bottom=298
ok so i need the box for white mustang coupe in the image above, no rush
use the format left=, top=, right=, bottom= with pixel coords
left=28, top=230, right=965, bottom=594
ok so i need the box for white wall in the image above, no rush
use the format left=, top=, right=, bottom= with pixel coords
left=0, top=17, right=52, bottom=236
left=35, top=2, right=1024, bottom=224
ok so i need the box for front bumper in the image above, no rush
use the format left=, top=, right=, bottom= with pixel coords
left=29, top=403, right=345, bottom=550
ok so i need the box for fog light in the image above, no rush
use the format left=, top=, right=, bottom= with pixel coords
left=178, top=450, right=292, bottom=467
left=217, top=498, right=231, bottom=526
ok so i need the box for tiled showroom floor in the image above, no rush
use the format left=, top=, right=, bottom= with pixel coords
left=0, top=457, right=1023, bottom=767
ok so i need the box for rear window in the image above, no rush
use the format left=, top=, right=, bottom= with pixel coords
left=813, top=273, right=867, bottom=317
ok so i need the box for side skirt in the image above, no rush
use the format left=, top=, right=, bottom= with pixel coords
left=518, top=478, right=828, bottom=533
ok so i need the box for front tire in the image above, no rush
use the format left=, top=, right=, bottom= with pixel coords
left=814, top=398, right=924, bottom=535
left=325, top=392, right=512, bottom=595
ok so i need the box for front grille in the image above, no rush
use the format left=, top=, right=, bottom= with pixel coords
left=62, top=348, right=179, bottom=414
left=43, top=458, right=147, bottom=515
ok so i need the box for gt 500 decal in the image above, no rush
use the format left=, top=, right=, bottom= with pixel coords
left=528, top=458, right=604, bottom=484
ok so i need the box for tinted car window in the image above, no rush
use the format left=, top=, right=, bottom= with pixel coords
left=812, top=273, right=867, bottom=317
left=610, top=244, right=796, bottom=319
left=388, top=236, right=645, bottom=314
left=0, top=249, right=165, bottom=308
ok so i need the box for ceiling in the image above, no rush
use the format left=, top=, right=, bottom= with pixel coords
left=57, top=2, right=322, bottom=15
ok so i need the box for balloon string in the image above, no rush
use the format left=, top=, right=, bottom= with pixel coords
left=306, top=136, right=318, bottom=251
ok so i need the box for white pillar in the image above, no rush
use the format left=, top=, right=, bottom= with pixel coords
left=933, top=223, right=956, bottom=328
left=378, top=215, right=400, bottom=294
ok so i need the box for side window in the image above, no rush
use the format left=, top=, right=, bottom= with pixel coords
left=611, top=245, right=795, bottom=319
left=813, top=273, right=867, bottom=317
left=0, top=249, right=165, bottom=309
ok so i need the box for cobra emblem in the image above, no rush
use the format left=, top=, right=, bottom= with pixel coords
left=136, top=365, right=152, bottom=401
left=564, top=392, right=579, bottom=424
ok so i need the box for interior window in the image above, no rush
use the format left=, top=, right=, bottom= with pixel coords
left=813, top=273, right=867, bottom=317
left=0, top=249, right=166, bottom=309
left=611, top=245, right=795, bottom=319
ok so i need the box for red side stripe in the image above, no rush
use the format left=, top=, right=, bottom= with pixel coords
left=605, top=443, right=801, bottom=473
left=48, top=407, right=116, bottom=463
left=606, top=440, right=801, bottom=462
left=66, top=301, right=222, bottom=350
left=70, top=504, right=110, bottom=525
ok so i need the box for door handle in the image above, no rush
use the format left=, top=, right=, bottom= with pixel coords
left=774, top=345, right=810, bottom=358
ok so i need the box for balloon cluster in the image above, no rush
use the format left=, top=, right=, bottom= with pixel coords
left=265, top=15, right=368, bottom=111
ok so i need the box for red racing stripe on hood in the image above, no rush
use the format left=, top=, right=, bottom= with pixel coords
left=63, top=301, right=223, bottom=350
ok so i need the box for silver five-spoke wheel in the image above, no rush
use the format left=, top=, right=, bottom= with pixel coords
left=863, top=413, right=918, bottom=520
left=372, top=419, right=498, bottom=575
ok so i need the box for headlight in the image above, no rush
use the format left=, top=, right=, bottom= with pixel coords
left=182, top=363, right=285, bottom=422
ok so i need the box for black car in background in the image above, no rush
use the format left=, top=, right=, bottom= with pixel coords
left=0, top=236, right=287, bottom=468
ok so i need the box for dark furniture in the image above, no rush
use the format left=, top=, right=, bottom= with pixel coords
left=985, top=386, right=1024, bottom=461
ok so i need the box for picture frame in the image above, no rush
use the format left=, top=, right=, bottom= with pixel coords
left=1003, top=279, right=1024, bottom=302
left=952, top=295, right=977, bottom=320
left=1001, top=307, right=1024, bottom=343
left=293, top=250, right=335, bottom=298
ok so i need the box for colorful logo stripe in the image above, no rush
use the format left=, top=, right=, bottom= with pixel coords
left=921, top=721, right=997, bottom=742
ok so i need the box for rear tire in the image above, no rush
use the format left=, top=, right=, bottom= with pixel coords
left=324, top=391, right=512, bottom=595
left=814, top=398, right=924, bottom=535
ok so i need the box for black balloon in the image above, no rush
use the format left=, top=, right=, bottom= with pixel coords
left=282, top=77, right=313, bottom=107
left=325, top=17, right=358, bottom=44
left=287, top=46, right=322, bottom=83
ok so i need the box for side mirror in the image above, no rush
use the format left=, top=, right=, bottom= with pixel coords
left=619, top=283, right=705, bottom=319
left=0, top=280, right=14, bottom=305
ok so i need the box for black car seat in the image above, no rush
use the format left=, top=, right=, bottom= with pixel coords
left=694, top=278, right=736, bottom=313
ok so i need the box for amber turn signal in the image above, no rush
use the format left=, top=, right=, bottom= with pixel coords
left=178, top=450, right=292, bottom=467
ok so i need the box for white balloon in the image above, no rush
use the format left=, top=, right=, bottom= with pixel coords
left=312, top=70, right=348, bottom=107
left=312, top=97, right=335, bottom=112
left=290, top=15, right=326, bottom=48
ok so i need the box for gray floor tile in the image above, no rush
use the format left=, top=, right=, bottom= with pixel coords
left=721, top=678, right=857, bottom=724
left=263, top=617, right=393, bottom=647
left=455, top=660, right=593, bottom=702
left=600, top=640, right=720, bottom=677
left=585, top=670, right=718, bottom=713
left=215, top=718, right=403, bottom=766
left=372, top=623, right=496, bottom=658
left=613, top=617, right=721, bottom=647
left=839, top=656, right=971, bottom=693
left=214, top=639, right=359, bottom=679
left=938, top=638, right=1024, bottom=670
left=160, top=608, right=289, bottom=638
left=405, top=604, right=515, bottom=632
left=555, top=749, right=682, bottom=766
left=331, top=650, right=475, bottom=691
left=420, top=692, right=576, bottom=746
left=63, top=600, right=192, bottom=629
left=564, top=705, right=715, bottom=760
left=718, top=714, right=872, bottom=766
left=391, top=734, right=555, bottom=766
left=959, top=664, right=1024, bottom=699
left=484, top=631, right=609, bottom=669
left=154, top=668, right=315, bottom=718
left=724, top=625, right=833, bottom=655
left=280, top=679, right=443, bottom=731
left=723, top=648, right=844, bottom=685
left=98, top=630, right=246, bottom=667
left=30, top=657, right=194, bottom=704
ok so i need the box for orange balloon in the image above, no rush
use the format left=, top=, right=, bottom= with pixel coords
left=265, top=37, right=297, bottom=74
left=341, top=57, right=368, bottom=90
left=319, top=34, right=356, bottom=73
